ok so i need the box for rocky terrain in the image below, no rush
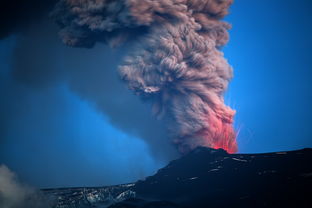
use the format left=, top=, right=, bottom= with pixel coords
left=43, top=147, right=312, bottom=208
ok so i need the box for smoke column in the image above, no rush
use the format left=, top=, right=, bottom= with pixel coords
left=52, top=0, right=237, bottom=153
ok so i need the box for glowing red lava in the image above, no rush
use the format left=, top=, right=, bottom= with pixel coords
left=197, top=110, right=238, bottom=154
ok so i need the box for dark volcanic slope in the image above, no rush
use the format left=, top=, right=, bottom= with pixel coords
left=132, top=147, right=312, bottom=208
left=45, top=147, right=312, bottom=208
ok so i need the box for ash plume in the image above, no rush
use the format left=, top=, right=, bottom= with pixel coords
left=0, top=165, right=52, bottom=208
left=52, top=0, right=237, bottom=153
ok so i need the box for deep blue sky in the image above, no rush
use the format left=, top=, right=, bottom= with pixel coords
left=224, top=0, right=312, bottom=153
left=0, top=0, right=312, bottom=188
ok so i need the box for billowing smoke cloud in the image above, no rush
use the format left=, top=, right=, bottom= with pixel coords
left=52, top=0, right=237, bottom=153
left=0, top=165, right=52, bottom=208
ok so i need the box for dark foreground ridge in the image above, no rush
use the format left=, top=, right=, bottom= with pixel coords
left=44, top=147, right=312, bottom=208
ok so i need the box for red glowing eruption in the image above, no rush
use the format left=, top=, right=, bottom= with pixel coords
left=175, top=108, right=238, bottom=154
left=175, top=123, right=237, bottom=154
left=205, top=108, right=238, bottom=154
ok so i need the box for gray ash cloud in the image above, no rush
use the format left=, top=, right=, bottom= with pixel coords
left=52, top=0, right=237, bottom=153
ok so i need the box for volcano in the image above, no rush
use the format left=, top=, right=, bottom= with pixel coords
left=44, top=147, right=312, bottom=208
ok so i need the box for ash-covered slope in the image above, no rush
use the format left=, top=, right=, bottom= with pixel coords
left=44, top=147, right=312, bottom=208
left=43, top=183, right=136, bottom=208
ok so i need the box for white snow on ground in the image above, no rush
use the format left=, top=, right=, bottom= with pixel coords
left=208, top=169, right=219, bottom=172
left=189, top=177, right=198, bottom=180
left=232, top=158, right=248, bottom=162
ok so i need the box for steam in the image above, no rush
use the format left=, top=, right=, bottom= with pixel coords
left=52, top=0, right=237, bottom=153
left=0, top=165, right=51, bottom=208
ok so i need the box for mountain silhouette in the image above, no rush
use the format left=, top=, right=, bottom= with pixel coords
left=44, top=147, right=312, bottom=208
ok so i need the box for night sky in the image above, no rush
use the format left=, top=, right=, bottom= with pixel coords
left=0, top=0, right=312, bottom=188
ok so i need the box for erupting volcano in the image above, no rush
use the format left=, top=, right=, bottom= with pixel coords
left=52, top=0, right=237, bottom=153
